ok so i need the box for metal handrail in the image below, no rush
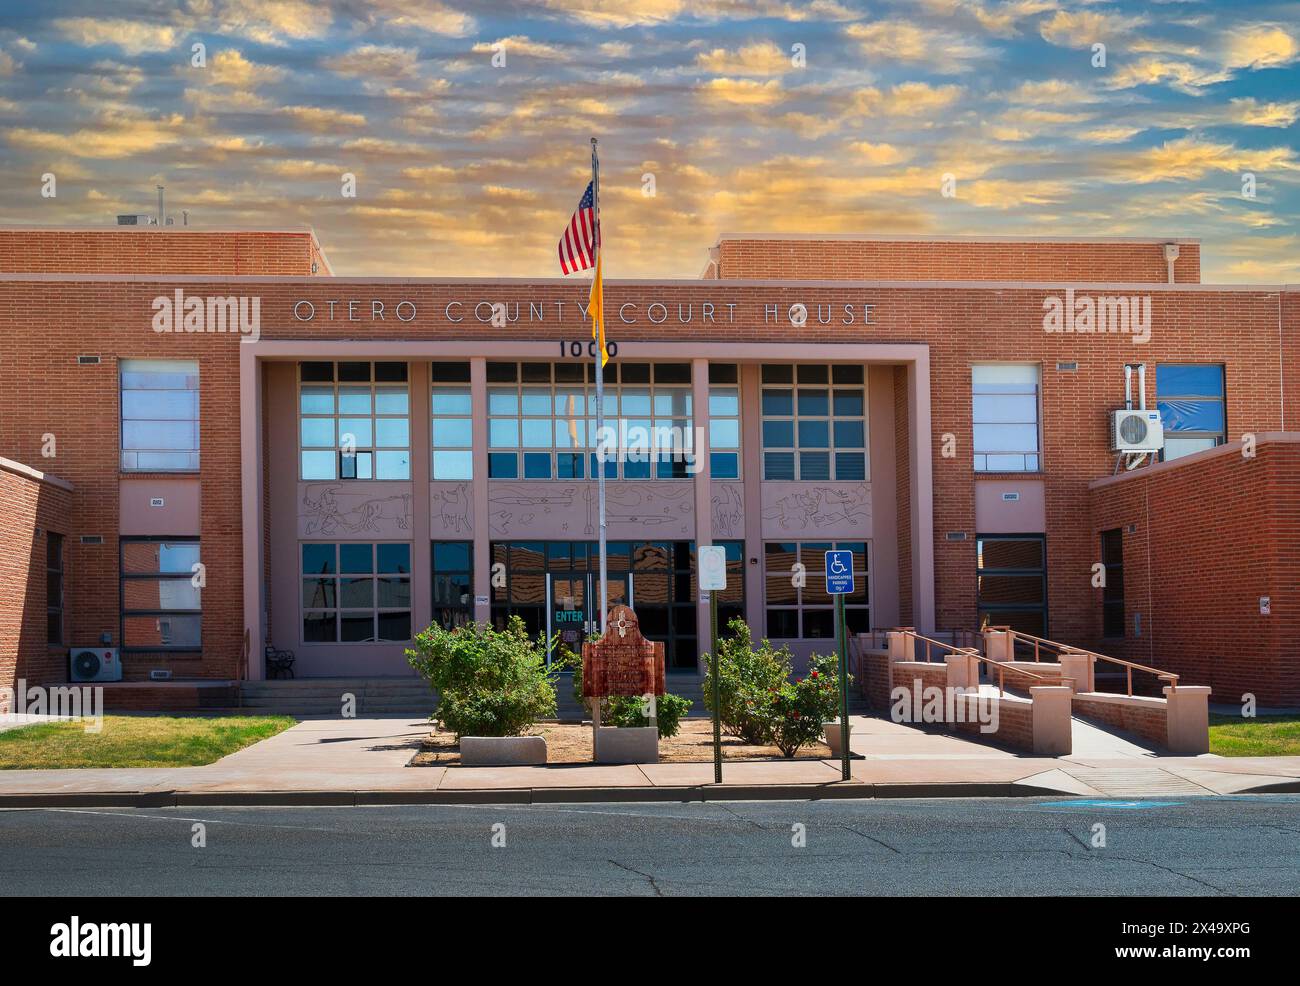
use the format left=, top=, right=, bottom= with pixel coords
left=892, top=629, right=1058, bottom=698
left=984, top=626, right=1178, bottom=695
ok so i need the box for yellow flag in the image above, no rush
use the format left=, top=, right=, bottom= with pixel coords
left=589, top=253, right=608, bottom=366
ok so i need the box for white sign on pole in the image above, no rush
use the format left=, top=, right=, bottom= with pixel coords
left=698, top=545, right=727, bottom=591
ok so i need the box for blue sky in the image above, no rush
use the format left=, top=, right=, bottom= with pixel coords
left=0, top=0, right=1297, bottom=280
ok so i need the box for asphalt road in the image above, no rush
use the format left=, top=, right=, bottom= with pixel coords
left=1, top=796, right=1298, bottom=896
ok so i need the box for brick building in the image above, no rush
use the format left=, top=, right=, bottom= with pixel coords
left=0, top=225, right=1294, bottom=706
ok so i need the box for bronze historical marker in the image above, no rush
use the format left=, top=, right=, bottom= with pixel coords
left=582, top=605, right=666, bottom=697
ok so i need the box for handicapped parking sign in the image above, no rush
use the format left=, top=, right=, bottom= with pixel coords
left=824, top=550, right=854, bottom=594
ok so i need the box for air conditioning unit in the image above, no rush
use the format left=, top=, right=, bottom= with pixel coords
left=70, top=648, right=122, bottom=683
left=1111, top=409, right=1164, bottom=452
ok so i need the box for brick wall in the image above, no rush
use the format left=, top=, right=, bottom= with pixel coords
left=1071, top=693, right=1168, bottom=748
left=1089, top=438, right=1300, bottom=707
left=0, top=461, right=73, bottom=694
left=716, top=237, right=1201, bottom=283
left=953, top=693, right=1035, bottom=752
left=0, top=228, right=328, bottom=276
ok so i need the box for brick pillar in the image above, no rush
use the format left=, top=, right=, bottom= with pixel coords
left=1164, top=685, right=1211, bottom=754
left=983, top=629, right=1011, bottom=662
left=887, top=629, right=914, bottom=662
left=1058, top=650, right=1095, bottom=693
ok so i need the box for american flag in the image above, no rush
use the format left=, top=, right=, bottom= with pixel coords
left=557, top=181, right=599, bottom=274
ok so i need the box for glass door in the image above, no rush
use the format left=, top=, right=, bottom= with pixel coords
left=545, top=571, right=633, bottom=668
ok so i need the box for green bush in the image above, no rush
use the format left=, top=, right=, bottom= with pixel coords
left=701, top=618, right=789, bottom=745
left=769, top=653, right=844, bottom=757
left=405, top=617, right=559, bottom=739
left=702, top=621, right=849, bottom=757
left=569, top=647, right=692, bottom=738
left=606, top=692, right=692, bottom=739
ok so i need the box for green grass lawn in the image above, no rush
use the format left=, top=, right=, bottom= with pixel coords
left=1208, top=713, right=1300, bottom=757
left=0, top=715, right=295, bottom=769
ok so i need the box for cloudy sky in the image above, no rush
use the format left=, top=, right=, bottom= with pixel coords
left=1, top=0, right=1297, bottom=281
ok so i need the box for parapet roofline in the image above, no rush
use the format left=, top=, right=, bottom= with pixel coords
left=712, top=232, right=1201, bottom=246
left=0, top=223, right=334, bottom=276
left=0, top=272, right=1287, bottom=291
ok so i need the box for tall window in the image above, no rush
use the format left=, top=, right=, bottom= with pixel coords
left=301, top=542, right=411, bottom=643
left=1156, top=364, right=1225, bottom=461
left=1100, top=528, right=1124, bottom=638
left=763, top=541, right=870, bottom=638
left=708, top=364, right=741, bottom=479
left=761, top=365, right=866, bottom=481
left=299, top=361, right=411, bottom=480
left=46, top=532, right=64, bottom=646
left=972, top=364, right=1040, bottom=472
left=431, top=362, right=473, bottom=480
left=976, top=535, right=1047, bottom=636
left=486, top=361, right=694, bottom=480
left=432, top=541, right=474, bottom=629
left=120, top=538, right=201, bottom=651
left=714, top=539, right=746, bottom=630
left=120, top=359, right=199, bottom=471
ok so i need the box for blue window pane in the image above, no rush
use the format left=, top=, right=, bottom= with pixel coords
left=763, top=420, right=794, bottom=447
left=300, top=386, right=334, bottom=414
left=338, top=387, right=371, bottom=414
left=556, top=453, right=584, bottom=479
left=302, top=543, right=335, bottom=575
left=489, top=419, right=518, bottom=447
left=833, top=420, right=865, bottom=448
left=157, top=542, right=201, bottom=573
left=973, top=423, right=1039, bottom=453
left=488, top=389, right=518, bottom=414
left=1157, top=399, right=1224, bottom=434
left=301, top=418, right=334, bottom=447
left=799, top=451, right=830, bottom=480
left=374, top=388, right=409, bottom=414
left=338, top=418, right=372, bottom=447
left=488, top=452, right=518, bottom=478
left=797, top=389, right=829, bottom=415
left=710, top=419, right=740, bottom=449
left=433, top=542, right=471, bottom=571
left=523, top=452, right=551, bottom=479
left=122, top=390, right=198, bottom=420
left=521, top=419, right=552, bottom=448
left=764, top=451, right=795, bottom=480
left=521, top=391, right=552, bottom=415
left=835, top=452, right=866, bottom=480
left=122, top=420, right=198, bottom=450
left=623, top=457, right=651, bottom=479
left=301, top=450, right=335, bottom=480
left=711, top=452, right=739, bottom=479
left=433, top=418, right=472, bottom=447
left=589, top=453, right=618, bottom=479
left=832, top=391, right=863, bottom=416
left=375, top=450, right=410, bottom=479
left=798, top=420, right=829, bottom=448
left=761, top=390, right=793, bottom=416
left=432, top=391, right=472, bottom=415
left=709, top=390, right=739, bottom=416
left=377, top=543, right=410, bottom=574
left=973, top=395, right=1037, bottom=424
left=340, top=544, right=373, bottom=574
left=375, top=418, right=409, bottom=447
left=432, top=450, right=472, bottom=480
left=1157, top=364, right=1223, bottom=398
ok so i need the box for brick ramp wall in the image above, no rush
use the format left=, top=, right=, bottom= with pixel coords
left=872, top=657, right=1039, bottom=754
left=1071, top=692, right=1168, bottom=748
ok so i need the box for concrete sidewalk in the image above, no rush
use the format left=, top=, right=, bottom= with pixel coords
left=0, top=715, right=1297, bottom=807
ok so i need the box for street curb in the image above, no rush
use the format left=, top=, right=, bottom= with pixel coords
left=0, top=780, right=1065, bottom=807
left=2, top=778, right=1291, bottom=808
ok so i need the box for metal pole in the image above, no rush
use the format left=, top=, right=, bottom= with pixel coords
left=837, top=593, right=849, bottom=781
left=711, top=590, right=721, bottom=784
left=591, top=137, right=608, bottom=634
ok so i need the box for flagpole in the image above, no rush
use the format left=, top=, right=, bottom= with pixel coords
left=591, top=136, right=608, bottom=635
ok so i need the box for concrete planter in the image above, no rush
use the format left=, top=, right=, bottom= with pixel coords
left=460, top=735, right=547, bottom=766
left=823, top=722, right=845, bottom=757
left=594, top=725, right=658, bottom=764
